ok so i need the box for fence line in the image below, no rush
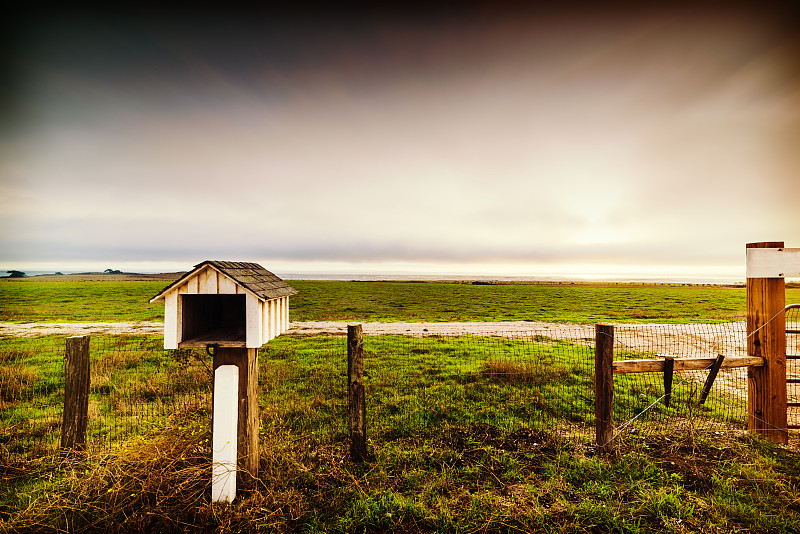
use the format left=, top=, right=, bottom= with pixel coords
left=1, top=322, right=761, bottom=462
left=787, top=305, right=800, bottom=429
left=0, top=335, right=213, bottom=460
left=610, top=323, right=750, bottom=441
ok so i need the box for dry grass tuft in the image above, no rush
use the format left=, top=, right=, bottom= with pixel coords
left=1, top=422, right=325, bottom=533
left=480, top=360, right=568, bottom=386
left=0, top=364, right=38, bottom=404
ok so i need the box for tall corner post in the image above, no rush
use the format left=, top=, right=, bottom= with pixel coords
left=595, top=324, right=615, bottom=453
left=747, top=241, right=787, bottom=444
left=348, top=324, right=367, bottom=462
left=213, top=347, right=260, bottom=485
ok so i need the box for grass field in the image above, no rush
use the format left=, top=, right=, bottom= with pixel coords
left=1, top=332, right=797, bottom=533
left=2, top=279, right=799, bottom=323
left=3, top=279, right=800, bottom=532
left=0, top=281, right=167, bottom=322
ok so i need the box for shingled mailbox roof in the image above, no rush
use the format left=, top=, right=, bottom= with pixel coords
left=150, top=260, right=297, bottom=302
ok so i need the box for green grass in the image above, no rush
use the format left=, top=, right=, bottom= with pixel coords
left=3, top=279, right=799, bottom=324
left=3, top=409, right=799, bottom=533
left=289, top=280, right=800, bottom=323
left=0, top=280, right=167, bottom=322
left=3, top=332, right=776, bottom=533
left=2, top=272, right=799, bottom=533
left=290, top=281, right=745, bottom=323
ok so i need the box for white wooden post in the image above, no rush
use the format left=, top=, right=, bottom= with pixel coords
left=746, top=247, right=800, bottom=278
left=212, top=364, right=239, bottom=502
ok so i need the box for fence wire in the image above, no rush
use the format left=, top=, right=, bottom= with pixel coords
left=609, top=323, right=749, bottom=444
left=788, top=306, right=800, bottom=428
left=0, top=335, right=212, bottom=460
left=362, top=332, right=595, bottom=443
left=1, top=335, right=66, bottom=457
left=0, top=319, right=781, bottom=461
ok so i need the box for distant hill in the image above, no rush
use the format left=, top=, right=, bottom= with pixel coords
left=0, top=272, right=185, bottom=282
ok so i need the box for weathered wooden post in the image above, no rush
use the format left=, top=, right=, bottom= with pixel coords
left=348, top=324, right=367, bottom=462
left=746, top=242, right=788, bottom=444
left=61, top=335, right=90, bottom=451
left=663, top=356, right=674, bottom=408
left=150, top=261, right=297, bottom=501
left=595, top=324, right=614, bottom=453
left=213, top=347, right=259, bottom=486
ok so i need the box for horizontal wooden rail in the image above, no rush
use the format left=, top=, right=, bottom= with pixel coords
left=613, top=355, right=764, bottom=375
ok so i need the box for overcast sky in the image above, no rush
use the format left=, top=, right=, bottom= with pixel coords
left=2, top=3, right=799, bottom=280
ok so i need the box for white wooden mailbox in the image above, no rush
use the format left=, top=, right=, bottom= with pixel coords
left=149, top=260, right=297, bottom=349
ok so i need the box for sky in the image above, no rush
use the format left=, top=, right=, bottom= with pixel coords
left=2, top=3, right=799, bottom=281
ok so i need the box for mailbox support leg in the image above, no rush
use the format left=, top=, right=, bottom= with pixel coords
left=213, top=348, right=259, bottom=486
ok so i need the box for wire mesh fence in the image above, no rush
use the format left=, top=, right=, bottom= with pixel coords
left=0, top=335, right=212, bottom=460
left=0, top=321, right=767, bottom=462
left=361, top=332, right=596, bottom=442
left=788, top=305, right=800, bottom=427
left=609, top=323, right=749, bottom=445
left=1, top=335, right=67, bottom=457
left=257, top=323, right=753, bottom=450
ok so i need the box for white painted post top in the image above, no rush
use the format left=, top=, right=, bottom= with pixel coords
left=746, top=247, right=800, bottom=278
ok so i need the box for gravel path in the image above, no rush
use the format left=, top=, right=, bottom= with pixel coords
left=0, top=321, right=598, bottom=338
left=0, top=320, right=750, bottom=359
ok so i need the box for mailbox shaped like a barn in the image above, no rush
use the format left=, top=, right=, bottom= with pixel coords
left=150, top=261, right=297, bottom=349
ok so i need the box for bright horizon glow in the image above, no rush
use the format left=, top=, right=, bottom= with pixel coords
left=1, top=259, right=751, bottom=284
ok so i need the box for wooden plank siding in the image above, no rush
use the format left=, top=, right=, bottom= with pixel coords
left=268, top=299, right=276, bottom=341
left=220, top=273, right=236, bottom=294
left=246, top=293, right=261, bottom=347
left=164, top=292, right=179, bottom=349
left=283, top=296, right=289, bottom=332
left=277, top=297, right=284, bottom=335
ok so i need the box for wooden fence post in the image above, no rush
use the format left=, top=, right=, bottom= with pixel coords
left=747, top=241, right=787, bottom=444
left=663, top=356, right=674, bottom=408
left=595, top=324, right=614, bottom=453
left=213, top=347, right=259, bottom=485
left=348, top=324, right=367, bottom=462
left=61, top=335, right=90, bottom=451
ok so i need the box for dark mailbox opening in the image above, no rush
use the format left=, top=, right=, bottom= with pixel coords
left=180, top=294, right=246, bottom=347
